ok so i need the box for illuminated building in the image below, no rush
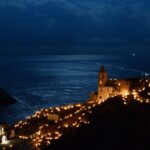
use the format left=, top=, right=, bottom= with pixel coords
left=89, top=65, right=131, bottom=102
left=1, top=135, right=8, bottom=144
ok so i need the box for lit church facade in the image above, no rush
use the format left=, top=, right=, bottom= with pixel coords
left=97, top=65, right=114, bottom=101
left=89, top=65, right=131, bottom=102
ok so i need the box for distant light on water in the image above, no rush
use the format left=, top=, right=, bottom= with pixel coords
left=132, top=53, right=136, bottom=57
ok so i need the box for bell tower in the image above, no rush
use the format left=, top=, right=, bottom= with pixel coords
left=97, top=65, right=108, bottom=101
left=98, top=65, right=107, bottom=88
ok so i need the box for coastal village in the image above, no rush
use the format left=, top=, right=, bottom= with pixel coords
left=0, top=65, right=150, bottom=150
left=89, top=65, right=149, bottom=104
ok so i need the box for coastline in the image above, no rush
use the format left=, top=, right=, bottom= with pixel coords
left=2, top=92, right=149, bottom=150
left=0, top=64, right=149, bottom=149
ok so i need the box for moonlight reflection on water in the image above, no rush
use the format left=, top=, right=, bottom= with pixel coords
left=0, top=55, right=148, bottom=124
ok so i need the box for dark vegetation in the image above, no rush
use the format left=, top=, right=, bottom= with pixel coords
left=46, top=97, right=150, bottom=150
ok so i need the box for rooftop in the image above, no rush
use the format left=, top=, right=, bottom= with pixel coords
left=99, top=65, right=107, bottom=73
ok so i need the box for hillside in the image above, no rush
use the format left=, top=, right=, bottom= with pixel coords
left=46, top=97, right=150, bottom=150
left=0, top=88, right=16, bottom=105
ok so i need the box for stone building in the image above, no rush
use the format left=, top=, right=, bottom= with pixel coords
left=97, top=65, right=114, bottom=102
left=89, top=65, right=131, bottom=103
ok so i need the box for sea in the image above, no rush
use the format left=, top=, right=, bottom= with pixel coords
left=0, top=54, right=149, bottom=125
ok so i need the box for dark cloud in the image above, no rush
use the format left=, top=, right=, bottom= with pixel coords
left=0, top=0, right=150, bottom=54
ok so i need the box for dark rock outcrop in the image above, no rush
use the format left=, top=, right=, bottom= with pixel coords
left=0, top=88, right=16, bottom=105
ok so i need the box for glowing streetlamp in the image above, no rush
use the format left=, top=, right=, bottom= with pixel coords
left=132, top=90, right=138, bottom=99
left=123, top=91, right=129, bottom=97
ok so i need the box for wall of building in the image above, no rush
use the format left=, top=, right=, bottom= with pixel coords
left=119, top=80, right=130, bottom=96
left=97, top=87, right=113, bottom=101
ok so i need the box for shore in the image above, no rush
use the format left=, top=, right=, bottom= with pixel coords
left=1, top=95, right=149, bottom=149
left=0, top=78, right=149, bottom=150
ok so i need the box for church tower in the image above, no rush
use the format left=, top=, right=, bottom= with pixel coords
left=97, top=65, right=108, bottom=101
left=98, top=65, right=107, bottom=88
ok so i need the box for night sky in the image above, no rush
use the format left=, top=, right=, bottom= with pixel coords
left=0, top=0, right=150, bottom=55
